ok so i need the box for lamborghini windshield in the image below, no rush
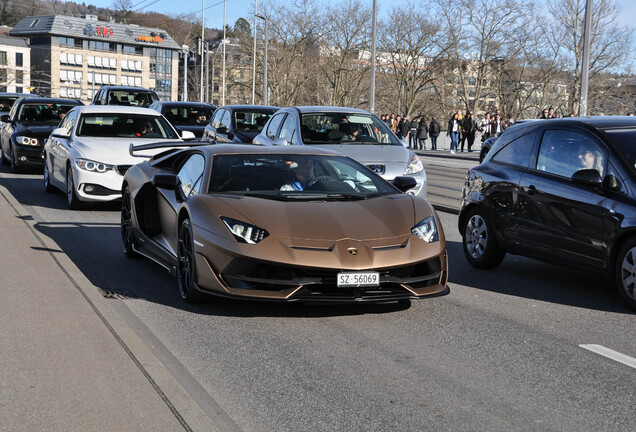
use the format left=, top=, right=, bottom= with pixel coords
left=300, top=113, right=401, bottom=145
left=209, top=153, right=399, bottom=199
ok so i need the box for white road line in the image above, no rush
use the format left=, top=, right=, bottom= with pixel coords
left=579, top=344, right=636, bottom=370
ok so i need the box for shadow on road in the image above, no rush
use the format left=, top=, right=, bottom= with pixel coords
left=446, top=240, right=632, bottom=314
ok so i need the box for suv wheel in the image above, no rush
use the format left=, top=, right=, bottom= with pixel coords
left=461, top=207, right=505, bottom=269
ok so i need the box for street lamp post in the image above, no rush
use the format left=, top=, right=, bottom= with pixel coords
left=252, top=0, right=258, bottom=105
left=579, top=0, right=593, bottom=116
left=256, top=14, right=268, bottom=106
left=222, top=0, right=227, bottom=105
left=370, top=0, right=377, bottom=114
left=200, top=0, right=205, bottom=103
left=182, top=44, right=189, bottom=101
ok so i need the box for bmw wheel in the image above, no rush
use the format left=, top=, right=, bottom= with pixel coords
left=9, top=146, right=21, bottom=174
left=66, top=165, right=82, bottom=210
left=462, top=207, right=505, bottom=269
left=177, top=218, right=205, bottom=303
left=121, top=185, right=139, bottom=258
left=615, top=238, right=636, bottom=311
left=43, top=160, right=55, bottom=193
left=0, top=144, right=8, bottom=165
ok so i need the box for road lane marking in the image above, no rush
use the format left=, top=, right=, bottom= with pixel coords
left=579, top=344, right=636, bottom=370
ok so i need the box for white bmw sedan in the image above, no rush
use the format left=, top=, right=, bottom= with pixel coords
left=43, top=105, right=195, bottom=209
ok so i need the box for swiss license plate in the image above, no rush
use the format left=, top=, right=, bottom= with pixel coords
left=337, top=272, right=380, bottom=287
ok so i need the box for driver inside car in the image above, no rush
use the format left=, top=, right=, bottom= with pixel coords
left=280, top=159, right=316, bottom=191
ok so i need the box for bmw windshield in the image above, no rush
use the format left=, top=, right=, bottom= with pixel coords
left=209, top=153, right=400, bottom=200
left=300, top=113, right=401, bottom=146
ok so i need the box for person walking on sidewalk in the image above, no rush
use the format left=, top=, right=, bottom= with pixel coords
left=447, top=113, right=461, bottom=154
left=462, top=111, right=477, bottom=152
left=416, top=118, right=428, bottom=150
left=429, top=116, right=441, bottom=150
left=397, top=116, right=411, bottom=147
left=409, top=117, right=419, bottom=148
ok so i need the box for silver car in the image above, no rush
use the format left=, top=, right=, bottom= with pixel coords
left=252, top=106, right=427, bottom=198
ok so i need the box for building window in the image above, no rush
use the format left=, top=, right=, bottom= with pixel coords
left=0, top=68, right=7, bottom=82
left=121, top=59, right=142, bottom=72
left=87, top=72, right=116, bottom=85
left=16, top=86, right=22, bottom=93
left=121, top=75, right=142, bottom=86
left=16, top=53, right=23, bottom=67
left=60, top=69, right=83, bottom=83
left=88, top=40, right=113, bottom=52
left=0, top=51, right=6, bottom=66
left=61, top=53, right=84, bottom=66
left=122, top=45, right=142, bottom=55
left=15, top=70, right=23, bottom=84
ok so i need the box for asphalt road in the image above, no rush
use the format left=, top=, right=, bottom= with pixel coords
left=1, top=162, right=634, bottom=432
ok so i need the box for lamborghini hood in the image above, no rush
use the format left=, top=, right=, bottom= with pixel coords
left=209, top=194, right=419, bottom=241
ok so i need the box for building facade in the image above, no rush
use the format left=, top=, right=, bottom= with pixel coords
left=0, top=34, right=31, bottom=93
left=9, top=15, right=181, bottom=103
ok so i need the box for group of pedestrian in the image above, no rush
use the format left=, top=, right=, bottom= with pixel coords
left=381, top=108, right=516, bottom=155
left=446, top=108, right=510, bottom=154
left=380, top=113, right=442, bottom=151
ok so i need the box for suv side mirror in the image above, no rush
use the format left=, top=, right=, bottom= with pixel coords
left=51, top=127, right=70, bottom=138
left=216, top=126, right=228, bottom=135
left=1, top=114, right=10, bottom=123
left=571, top=169, right=602, bottom=186
left=602, top=173, right=620, bottom=191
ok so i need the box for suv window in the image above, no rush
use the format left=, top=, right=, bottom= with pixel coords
left=266, top=113, right=286, bottom=139
left=211, top=109, right=225, bottom=128
left=278, top=114, right=296, bottom=143
left=492, top=132, right=536, bottom=167
left=536, top=129, right=606, bottom=178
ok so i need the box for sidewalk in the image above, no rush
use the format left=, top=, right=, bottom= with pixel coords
left=415, top=148, right=481, bottom=162
left=0, top=185, right=215, bottom=432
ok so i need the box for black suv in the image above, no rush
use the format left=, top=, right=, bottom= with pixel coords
left=459, top=117, right=636, bottom=310
left=91, top=86, right=159, bottom=107
left=0, top=97, right=83, bottom=172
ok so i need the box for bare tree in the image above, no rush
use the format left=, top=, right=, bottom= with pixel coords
left=548, top=0, right=634, bottom=115
left=377, top=2, right=444, bottom=117
left=314, top=0, right=371, bottom=107
left=256, top=0, right=321, bottom=106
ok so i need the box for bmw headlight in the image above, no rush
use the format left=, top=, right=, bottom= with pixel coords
left=403, top=154, right=424, bottom=175
left=221, top=217, right=269, bottom=244
left=411, top=216, right=438, bottom=243
left=16, top=136, right=39, bottom=146
left=75, top=158, right=115, bottom=173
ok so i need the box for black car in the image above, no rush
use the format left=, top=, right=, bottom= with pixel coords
left=91, top=85, right=159, bottom=107
left=203, top=105, right=278, bottom=144
left=149, top=101, right=216, bottom=138
left=0, top=97, right=83, bottom=172
left=0, top=92, right=37, bottom=119
left=459, top=116, right=636, bottom=310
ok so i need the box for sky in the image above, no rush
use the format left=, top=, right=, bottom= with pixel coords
left=80, top=0, right=636, bottom=32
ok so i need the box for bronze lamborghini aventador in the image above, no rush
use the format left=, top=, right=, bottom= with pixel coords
left=121, top=143, right=448, bottom=303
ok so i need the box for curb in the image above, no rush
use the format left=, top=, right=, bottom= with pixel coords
left=0, top=184, right=226, bottom=432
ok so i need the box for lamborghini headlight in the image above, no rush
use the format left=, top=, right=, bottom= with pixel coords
left=75, top=158, right=115, bottom=173
left=403, top=154, right=423, bottom=175
left=411, top=216, right=438, bottom=243
left=16, top=136, right=39, bottom=146
left=221, top=217, right=269, bottom=244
